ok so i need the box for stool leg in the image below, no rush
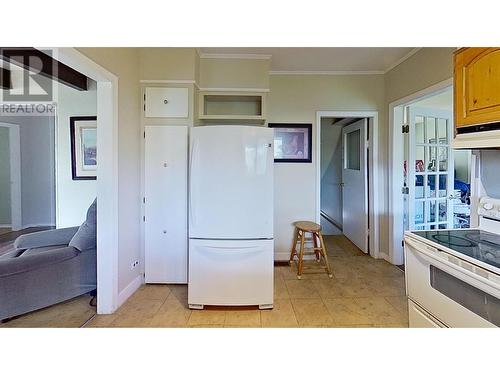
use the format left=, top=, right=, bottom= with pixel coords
left=297, top=231, right=306, bottom=279
left=313, top=233, right=321, bottom=262
left=289, top=227, right=299, bottom=263
left=318, top=232, right=333, bottom=278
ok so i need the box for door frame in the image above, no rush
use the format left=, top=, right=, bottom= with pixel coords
left=48, top=48, right=119, bottom=314
left=388, top=78, right=453, bottom=265
left=0, top=122, right=22, bottom=231
left=316, top=110, right=380, bottom=259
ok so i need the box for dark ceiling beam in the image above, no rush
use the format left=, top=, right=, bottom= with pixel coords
left=0, top=47, right=88, bottom=91
left=0, top=67, right=11, bottom=89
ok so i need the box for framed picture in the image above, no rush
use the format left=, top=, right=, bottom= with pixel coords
left=70, top=116, right=97, bottom=180
left=268, top=123, right=312, bottom=163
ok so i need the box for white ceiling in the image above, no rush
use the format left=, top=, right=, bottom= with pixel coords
left=198, top=47, right=418, bottom=73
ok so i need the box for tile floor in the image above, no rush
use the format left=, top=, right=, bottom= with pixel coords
left=1, top=295, right=96, bottom=328
left=85, top=235, right=408, bottom=328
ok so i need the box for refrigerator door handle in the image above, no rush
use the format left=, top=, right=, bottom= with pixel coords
left=189, top=139, right=198, bottom=228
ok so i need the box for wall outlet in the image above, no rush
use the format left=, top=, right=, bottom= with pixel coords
left=130, top=260, right=139, bottom=270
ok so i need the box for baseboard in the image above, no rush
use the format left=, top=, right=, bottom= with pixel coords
left=0, top=224, right=12, bottom=228
left=275, top=251, right=290, bottom=262
left=117, top=274, right=143, bottom=307
left=379, top=251, right=392, bottom=263
left=21, top=223, right=55, bottom=230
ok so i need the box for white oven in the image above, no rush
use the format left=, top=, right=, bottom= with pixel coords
left=405, top=235, right=500, bottom=327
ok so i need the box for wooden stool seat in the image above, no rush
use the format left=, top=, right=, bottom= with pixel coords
left=294, top=221, right=321, bottom=232
left=289, top=221, right=333, bottom=279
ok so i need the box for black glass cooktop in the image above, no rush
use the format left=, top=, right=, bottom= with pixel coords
left=415, top=229, right=500, bottom=269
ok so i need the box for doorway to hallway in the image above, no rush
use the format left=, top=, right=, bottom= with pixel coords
left=317, top=111, right=379, bottom=258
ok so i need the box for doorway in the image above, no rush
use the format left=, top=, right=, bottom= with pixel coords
left=0, top=122, right=21, bottom=233
left=316, top=111, right=380, bottom=259
left=389, top=81, right=472, bottom=265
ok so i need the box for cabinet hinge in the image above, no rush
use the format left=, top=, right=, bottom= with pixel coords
left=402, top=186, right=409, bottom=194
left=143, top=131, right=145, bottom=139
left=402, top=124, right=409, bottom=134
left=143, top=216, right=145, bottom=222
left=402, top=240, right=405, bottom=247
left=143, top=93, right=146, bottom=112
left=143, top=197, right=145, bottom=204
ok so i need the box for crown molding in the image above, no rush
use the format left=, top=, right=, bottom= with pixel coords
left=140, top=79, right=196, bottom=84
left=197, top=87, right=270, bottom=92
left=269, top=70, right=384, bottom=76
left=199, top=53, right=272, bottom=60
left=384, top=48, right=422, bottom=73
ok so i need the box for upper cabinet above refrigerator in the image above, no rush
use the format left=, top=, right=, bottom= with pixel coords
left=454, top=48, right=500, bottom=148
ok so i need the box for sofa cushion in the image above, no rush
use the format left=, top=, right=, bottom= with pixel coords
left=69, top=198, right=97, bottom=252
left=0, top=246, right=79, bottom=278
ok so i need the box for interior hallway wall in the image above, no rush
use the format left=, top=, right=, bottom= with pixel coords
left=0, top=127, right=11, bottom=225
left=320, top=117, right=343, bottom=227
left=0, top=115, right=56, bottom=228
left=268, top=74, right=385, bottom=260
left=56, top=80, right=98, bottom=228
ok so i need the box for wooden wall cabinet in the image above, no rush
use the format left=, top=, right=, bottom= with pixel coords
left=454, top=47, right=500, bottom=129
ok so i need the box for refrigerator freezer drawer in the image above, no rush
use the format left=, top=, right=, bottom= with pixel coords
left=188, top=239, right=274, bottom=307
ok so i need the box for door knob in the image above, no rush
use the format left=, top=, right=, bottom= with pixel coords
left=164, top=99, right=169, bottom=104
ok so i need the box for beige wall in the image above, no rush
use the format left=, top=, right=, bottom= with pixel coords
left=139, top=48, right=197, bottom=80
left=385, top=48, right=455, bottom=104
left=268, top=74, right=385, bottom=259
left=78, top=47, right=142, bottom=293
left=199, top=58, right=270, bottom=89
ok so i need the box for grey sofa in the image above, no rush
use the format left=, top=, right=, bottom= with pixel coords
left=0, top=200, right=97, bottom=321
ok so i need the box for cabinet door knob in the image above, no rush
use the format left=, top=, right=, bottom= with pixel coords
left=164, top=99, right=169, bottom=104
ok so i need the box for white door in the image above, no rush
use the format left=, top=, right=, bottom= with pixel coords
left=189, top=126, right=274, bottom=239
left=0, top=123, right=22, bottom=231
left=144, top=87, right=189, bottom=118
left=144, top=126, right=188, bottom=283
left=407, top=107, right=454, bottom=230
left=342, top=119, right=368, bottom=253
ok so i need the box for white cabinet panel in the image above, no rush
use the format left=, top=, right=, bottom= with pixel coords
left=145, top=126, right=188, bottom=283
left=188, top=239, right=274, bottom=307
left=408, top=300, right=445, bottom=328
left=145, top=87, right=189, bottom=118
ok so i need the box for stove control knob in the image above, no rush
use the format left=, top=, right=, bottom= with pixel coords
left=483, top=202, right=494, bottom=210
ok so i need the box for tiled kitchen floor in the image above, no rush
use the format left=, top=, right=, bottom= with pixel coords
left=85, top=235, right=408, bottom=328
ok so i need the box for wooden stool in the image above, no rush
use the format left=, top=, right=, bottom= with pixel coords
left=289, top=221, right=333, bottom=279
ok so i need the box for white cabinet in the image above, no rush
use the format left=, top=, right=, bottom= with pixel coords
left=144, top=126, right=188, bottom=283
left=144, top=87, right=189, bottom=118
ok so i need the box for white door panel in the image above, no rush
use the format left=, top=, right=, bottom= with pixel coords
left=144, top=126, right=188, bottom=283
left=189, top=126, right=274, bottom=239
left=145, top=87, right=189, bottom=118
left=342, top=119, right=368, bottom=253
left=408, top=107, right=454, bottom=230
left=188, top=239, right=274, bottom=306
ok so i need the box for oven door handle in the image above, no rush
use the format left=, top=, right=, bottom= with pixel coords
left=405, top=236, right=500, bottom=294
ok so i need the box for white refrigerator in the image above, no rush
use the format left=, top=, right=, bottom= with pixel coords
left=188, top=125, right=274, bottom=309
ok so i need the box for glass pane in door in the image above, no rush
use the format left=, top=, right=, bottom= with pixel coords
left=408, top=106, right=453, bottom=231
left=426, top=117, right=437, bottom=144
left=437, top=118, right=448, bottom=144
left=415, top=116, right=425, bottom=144
left=346, top=130, right=360, bottom=170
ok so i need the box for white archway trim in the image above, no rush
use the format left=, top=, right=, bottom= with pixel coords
left=46, top=48, right=120, bottom=314
left=388, top=78, right=453, bottom=265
